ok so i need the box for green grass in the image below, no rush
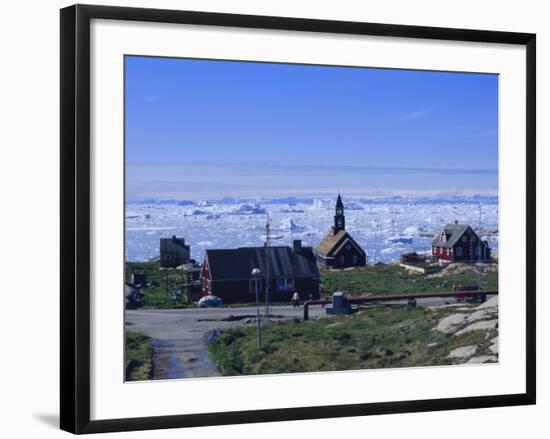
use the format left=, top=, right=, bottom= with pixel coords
left=126, top=261, right=194, bottom=309
left=321, top=264, right=498, bottom=296
left=125, top=331, right=153, bottom=381
left=127, top=261, right=497, bottom=309
left=208, top=305, right=498, bottom=376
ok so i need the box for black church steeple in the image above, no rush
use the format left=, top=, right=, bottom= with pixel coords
left=333, top=194, right=345, bottom=234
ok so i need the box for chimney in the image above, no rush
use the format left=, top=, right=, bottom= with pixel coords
left=293, top=239, right=302, bottom=253
left=172, top=235, right=184, bottom=244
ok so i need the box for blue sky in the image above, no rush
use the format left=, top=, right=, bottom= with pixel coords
left=125, top=56, right=498, bottom=200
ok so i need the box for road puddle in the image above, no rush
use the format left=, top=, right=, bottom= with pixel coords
left=151, top=338, right=220, bottom=379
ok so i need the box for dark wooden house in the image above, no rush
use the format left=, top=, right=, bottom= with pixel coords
left=316, top=194, right=367, bottom=268
left=200, top=240, right=320, bottom=303
left=432, top=223, right=491, bottom=263
left=160, top=236, right=190, bottom=268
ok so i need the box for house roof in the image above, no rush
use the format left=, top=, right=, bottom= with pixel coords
left=205, top=246, right=319, bottom=281
left=316, top=230, right=366, bottom=256
left=432, top=223, right=471, bottom=248
left=333, top=233, right=366, bottom=256
left=316, top=230, right=347, bottom=256
left=160, top=236, right=189, bottom=250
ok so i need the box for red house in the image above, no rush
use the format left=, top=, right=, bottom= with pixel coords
left=432, top=223, right=491, bottom=263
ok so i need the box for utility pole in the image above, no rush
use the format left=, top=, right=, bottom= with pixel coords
left=252, top=268, right=262, bottom=349
left=478, top=203, right=482, bottom=288
left=165, top=271, right=169, bottom=306
left=264, top=213, right=271, bottom=320
left=372, top=220, right=380, bottom=265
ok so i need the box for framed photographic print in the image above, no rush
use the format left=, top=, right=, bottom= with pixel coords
left=60, top=4, right=536, bottom=434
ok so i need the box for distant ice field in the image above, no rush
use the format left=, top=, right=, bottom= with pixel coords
left=125, top=196, right=499, bottom=264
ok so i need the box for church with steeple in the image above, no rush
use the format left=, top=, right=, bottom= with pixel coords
left=316, top=194, right=367, bottom=269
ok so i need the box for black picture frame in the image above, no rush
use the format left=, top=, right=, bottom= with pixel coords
left=60, top=4, right=536, bottom=434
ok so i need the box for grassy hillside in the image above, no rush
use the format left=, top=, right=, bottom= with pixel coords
left=321, top=264, right=497, bottom=296
left=208, top=304, right=497, bottom=376
left=125, top=331, right=153, bottom=381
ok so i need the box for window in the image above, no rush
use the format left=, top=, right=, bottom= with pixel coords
left=475, top=247, right=480, bottom=257
left=352, top=255, right=358, bottom=264
left=276, top=278, right=294, bottom=292
left=462, top=236, right=468, bottom=242
left=287, top=278, right=295, bottom=290
left=455, top=247, right=463, bottom=257
left=339, top=255, right=345, bottom=265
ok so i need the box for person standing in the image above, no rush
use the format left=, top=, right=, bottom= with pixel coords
left=292, top=291, right=300, bottom=308
left=319, top=285, right=326, bottom=307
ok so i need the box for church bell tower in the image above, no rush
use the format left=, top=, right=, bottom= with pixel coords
left=333, top=194, right=345, bottom=234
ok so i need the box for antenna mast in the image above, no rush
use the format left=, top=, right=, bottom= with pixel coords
left=373, top=220, right=378, bottom=265
left=478, top=203, right=482, bottom=287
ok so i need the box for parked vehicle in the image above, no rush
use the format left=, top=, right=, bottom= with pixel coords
left=198, top=295, right=223, bottom=307
left=453, top=284, right=485, bottom=303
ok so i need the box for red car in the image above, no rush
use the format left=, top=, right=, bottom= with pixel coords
left=453, top=284, right=479, bottom=302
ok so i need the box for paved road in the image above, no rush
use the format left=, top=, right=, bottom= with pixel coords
left=126, top=305, right=326, bottom=379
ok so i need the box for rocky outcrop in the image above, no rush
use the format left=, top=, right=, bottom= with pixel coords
left=467, top=355, right=497, bottom=364
left=489, top=336, right=498, bottom=354
left=429, top=262, right=498, bottom=278
left=448, top=345, right=478, bottom=359
left=436, top=314, right=467, bottom=333
left=433, top=295, right=498, bottom=364
left=455, top=319, right=498, bottom=336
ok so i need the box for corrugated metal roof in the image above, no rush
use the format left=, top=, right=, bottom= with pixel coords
left=205, top=246, right=319, bottom=281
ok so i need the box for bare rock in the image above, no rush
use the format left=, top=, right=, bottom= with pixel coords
left=466, top=310, right=489, bottom=322
left=428, top=303, right=471, bottom=311
left=476, top=296, right=498, bottom=310
left=455, top=319, right=498, bottom=336
left=436, top=313, right=467, bottom=333
left=467, top=355, right=498, bottom=364
left=489, top=336, right=498, bottom=354
left=448, top=345, right=477, bottom=359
